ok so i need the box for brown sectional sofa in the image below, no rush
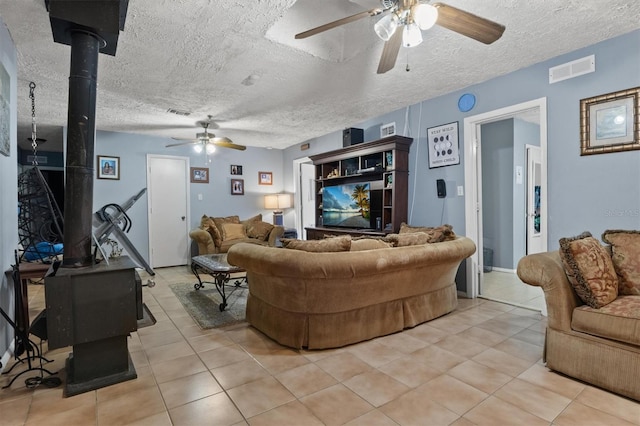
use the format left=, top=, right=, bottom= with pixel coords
left=517, top=251, right=640, bottom=401
left=227, top=236, right=476, bottom=349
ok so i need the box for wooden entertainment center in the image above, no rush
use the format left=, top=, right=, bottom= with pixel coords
left=305, top=135, right=413, bottom=240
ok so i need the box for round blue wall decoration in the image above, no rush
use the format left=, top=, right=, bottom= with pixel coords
left=458, top=93, right=476, bottom=112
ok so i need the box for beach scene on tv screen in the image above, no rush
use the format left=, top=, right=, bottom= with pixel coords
left=322, top=183, right=370, bottom=228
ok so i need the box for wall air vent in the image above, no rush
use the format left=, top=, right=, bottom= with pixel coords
left=166, top=108, right=191, bottom=116
left=380, top=122, right=396, bottom=138
left=549, top=55, right=595, bottom=84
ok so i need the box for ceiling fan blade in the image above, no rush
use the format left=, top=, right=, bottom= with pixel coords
left=433, top=3, right=505, bottom=45
left=166, top=140, right=198, bottom=148
left=214, top=138, right=247, bottom=151
left=377, top=26, right=403, bottom=74
left=295, top=8, right=383, bottom=39
left=171, top=137, right=198, bottom=141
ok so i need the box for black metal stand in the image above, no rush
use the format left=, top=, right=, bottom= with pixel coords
left=191, top=260, right=246, bottom=311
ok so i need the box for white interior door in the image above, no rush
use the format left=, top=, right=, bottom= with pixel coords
left=526, top=145, right=543, bottom=255
left=147, top=155, right=190, bottom=267
left=300, top=162, right=315, bottom=239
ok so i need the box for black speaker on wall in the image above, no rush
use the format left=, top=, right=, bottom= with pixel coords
left=343, top=127, right=364, bottom=147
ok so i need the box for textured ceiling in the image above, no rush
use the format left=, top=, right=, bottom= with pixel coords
left=1, top=0, right=639, bottom=153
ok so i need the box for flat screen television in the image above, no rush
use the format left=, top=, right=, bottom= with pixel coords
left=322, top=182, right=372, bottom=228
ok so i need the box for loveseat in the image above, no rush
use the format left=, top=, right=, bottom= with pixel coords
left=227, top=234, right=476, bottom=349
left=517, top=230, right=640, bottom=401
left=189, top=214, right=284, bottom=255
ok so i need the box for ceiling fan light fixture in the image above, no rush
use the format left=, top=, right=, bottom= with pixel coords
left=402, top=23, right=423, bottom=47
left=413, top=3, right=438, bottom=30
left=205, top=143, right=216, bottom=155
left=193, top=144, right=203, bottom=154
left=374, top=13, right=398, bottom=41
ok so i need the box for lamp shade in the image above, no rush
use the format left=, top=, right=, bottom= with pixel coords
left=264, top=193, right=291, bottom=210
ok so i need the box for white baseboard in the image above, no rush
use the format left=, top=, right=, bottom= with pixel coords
left=488, top=267, right=517, bottom=274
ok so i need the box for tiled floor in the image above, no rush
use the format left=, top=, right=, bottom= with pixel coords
left=481, top=270, right=547, bottom=315
left=1, top=266, right=638, bottom=425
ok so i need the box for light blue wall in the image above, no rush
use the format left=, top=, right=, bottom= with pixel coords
left=0, top=18, right=18, bottom=364
left=284, top=29, right=640, bottom=250
left=93, top=130, right=284, bottom=262
left=481, top=120, right=514, bottom=270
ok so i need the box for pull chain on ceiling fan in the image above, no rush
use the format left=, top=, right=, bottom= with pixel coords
left=295, top=0, right=505, bottom=74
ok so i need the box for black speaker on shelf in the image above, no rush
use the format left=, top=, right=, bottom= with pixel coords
left=343, top=127, right=364, bottom=147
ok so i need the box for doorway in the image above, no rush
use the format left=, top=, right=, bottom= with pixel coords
left=293, top=157, right=315, bottom=240
left=463, top=98, right=548, bottom=312
left=146, top=154, right=190, bottom=268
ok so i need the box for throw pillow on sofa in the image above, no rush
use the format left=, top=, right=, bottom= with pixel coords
left=559, top=231, right=619, bottom=308
left=222, top=222, right=246, bottom=241
left=282, top=235, right=351, bottom=252
left=245, top=220, right=274, bottom=241
left=602, top=229, right=640, bottom=295
left=350, top=238, right=393, bottom=251
left=385, top=232, right=431, bottom=247
left=399, top=223, right=456, bottom=242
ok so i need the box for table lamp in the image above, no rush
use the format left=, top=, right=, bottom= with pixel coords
left=264, top=193, right=292, bottom=226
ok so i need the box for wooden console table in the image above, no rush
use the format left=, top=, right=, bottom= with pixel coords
left=305, top=227, right=386, bottom=240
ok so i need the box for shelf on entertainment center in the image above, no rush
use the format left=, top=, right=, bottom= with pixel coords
left=308, top=135, right=412, bottom=240
left=305, top=227, right=386, bottom=240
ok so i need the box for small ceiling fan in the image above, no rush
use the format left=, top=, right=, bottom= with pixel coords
left=295, top=0, right=505, bottom=74
left=166, top=115, right=246, bottom=153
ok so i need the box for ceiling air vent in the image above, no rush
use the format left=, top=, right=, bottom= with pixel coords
left=549, top=55, right=595, bottom=84
left=166, top=108, right=191, bottom=116
left=380, top=122, right=396, bottom=138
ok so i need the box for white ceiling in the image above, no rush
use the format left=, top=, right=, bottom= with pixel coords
left=1, top=0, right=639, bottom=153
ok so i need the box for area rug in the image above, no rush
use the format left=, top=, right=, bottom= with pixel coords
left=169, top=281, right=247, bottom=329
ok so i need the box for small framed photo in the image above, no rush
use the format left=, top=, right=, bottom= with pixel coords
left=190, top=167, right=209, bottom=183
left=230, top=164, right=243, bottom=175
left=580, top=87, right=640, bottom=155
left=231, top=178, right=244, bottom=195
left=97, top=155, right=120, bottom=180
left=258, top=171, right=273, bottom=185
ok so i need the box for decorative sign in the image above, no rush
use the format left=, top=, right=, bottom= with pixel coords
left=427, top=122, right=460, bottom=168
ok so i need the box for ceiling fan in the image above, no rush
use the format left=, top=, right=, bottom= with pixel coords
left=295, top=0, right=505, bottom=74
left=166, top=116, right=246, bottom=153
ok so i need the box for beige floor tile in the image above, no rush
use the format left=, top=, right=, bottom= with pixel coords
left=494, top=378, right=571, bottom=422
left=315, top=352, right=373, bottom=382
left=126, top=411, right=173, bottom=426
left=138, top=328, right=185, bottom=349
left=0, top=394, right=30, bottom=426
left=553, top=401, right=637, bottom=426
left=198, top=344, right=251, bottom=370
left=227, top=376, right=296, bottom=418
left=97, top=385, right=167, bottom=425
left=434, top=334, right=490, bottom=358
left=475, top=317, right=527, bottom=337
left=25, top=403, right=96, bottom=426
left=187, top=332, right=235, bottom=353
left=463, top=395, right=549, bottom=426
left=493, top=336, right=543, bottom=363
left=169, top=392, right=244, bottom=426
left=450, top=416, right=477, bottom=426
left=275, top=363, right=338, bottom=398
left=158, top=370, right=223, bottom=409
left=516, top=363, right=585, bottom=400
left=96, top=365, right=157, bottom=402
left=150, top=353, right=207, bottom=384
left=404, top=323, right=450, bottom=343
left=380, top=387, right=460, bottom=425
left=426, top=315, right=473, bottom=334
left=472, top=347, right=537, bottom=377
left=376, top=353, right=442, bottom=388
left=448, top=360, right=513, bottom=394
left=252, top=348, right=310, bottom=375
left=375, top=330, right=429, bottom=354
left=575, top=386, right=640, bottom=425
left=144, top=340, right=196, bottom=365
left=455, top=325, right=509, bottom=346
left=511, top=327, right=545, bottom=346
left=343, top=409, right=399, bottom=426
left=347, top=340, right=405, bottom=368
left=410, top=344, right=467, bottom=372
left=211, top=358, right=271, bottom=390
left=299, top=383, right=373, bottom=425
left=343, top=370, right=410, bottom=407
left=247, top=400, right=324, bottom=426
left=418, top=374, right=489, bottom=415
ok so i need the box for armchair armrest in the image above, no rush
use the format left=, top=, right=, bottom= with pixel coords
left=189, top=228, right=217, bottom=255
left=517, top=251, right=582, bottom=332
left=267, top=225, right=285, bottom=247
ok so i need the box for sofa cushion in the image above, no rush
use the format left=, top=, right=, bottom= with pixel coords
left=211, top=215, right=240, bottom=245
left=219, top=237, right=268, bottom=253
left=242, top=214, right=262, bottom=224
left=572, top=296, right=640, bottom=346
left=245, top=220, right=274, bottom=241
left=559, top=232, right=618, bottom=308
left=282, top=235, right=351, bottom=252
left=221, top=222, right=246, bottom=241
left=385, top=232, right=430, bottom=247
left=602, top=229, right=640, bottom=295
left=204, top=217, right=223, bottom=248
left=350, top=238, right=393, bottom=251
left=399, top=223, right=456, bottom=242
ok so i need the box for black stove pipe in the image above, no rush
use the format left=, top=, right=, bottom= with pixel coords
left=62, top=29, right=101, bottom=268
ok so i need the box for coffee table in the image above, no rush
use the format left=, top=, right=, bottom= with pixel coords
left=191, top=254, right=247, bottom=311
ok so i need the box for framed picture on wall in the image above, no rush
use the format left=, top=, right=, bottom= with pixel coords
left=427, top=122, right=460, bottom=168
left=231, top=178, right=244, bottom=195
left=190, top=167, right=209, bottom=183
left=230, top=164, right=243, bottom=175
left=97, top=155, right=120, bottom=180
left=258, top=171, right=273, bottom=185
left=580, top=87, right=640, bottom=155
